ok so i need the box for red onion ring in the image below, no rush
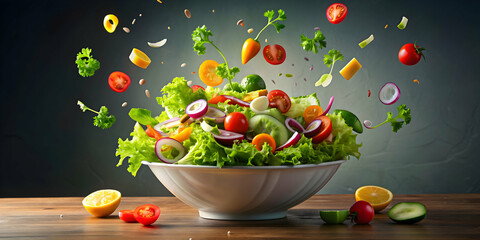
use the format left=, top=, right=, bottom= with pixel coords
left=379, top=82, right=401, bottom=105
left=223, top=95, right=250, bottom=108
left=285, top=117, right=305, bottom=133
left=303, top=119, right=322, bottom=138
left=204, top=106, right=227, bottom=123
left=154, top=117, right=180, bottom=136
left=276, top=132, right=302, bottom=151
left=321, top=96, right=334, bottom=116
left=155, top=137, right=186, bottom=164
left=185, top=99, right=208, bottom=119
left=212, top=129, right=245, bottom=147
left=363, top=120, right=374, bottom=129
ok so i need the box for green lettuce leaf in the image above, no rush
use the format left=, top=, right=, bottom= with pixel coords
left=285, top=92, right=320, bottom=118
left=156, top=77, right=207, bottom=118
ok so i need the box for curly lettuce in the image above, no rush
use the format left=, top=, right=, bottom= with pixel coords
left=156, top=77, right=207, bottom=118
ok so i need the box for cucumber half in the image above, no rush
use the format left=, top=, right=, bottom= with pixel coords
left=388, top=202, right=426, bottom=224
left=320, top=210, right=350, bottom=224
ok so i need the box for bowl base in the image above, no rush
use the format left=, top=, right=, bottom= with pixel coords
left=199, top=210, right=286, bottom=220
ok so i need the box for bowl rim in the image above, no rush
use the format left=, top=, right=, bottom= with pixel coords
left=141, top=160, right=346, bottom=169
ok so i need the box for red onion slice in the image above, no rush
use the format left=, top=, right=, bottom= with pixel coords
left=379, top=82, right=400, bottom=105
left=285, top=117, right=305, bottom=133
left=154, top=117, right=180, bottom=136
left=186, top=99, right=208, bottom=119
left=212, top=129, right=245, bottom=147
left=223, top=95, right=250, bottom=108
left=363, top=120, right=374, bottom=129
left=155, top=137, right=186, bottom=164
left=204, top=106, right=227, bottom=123
left=320, top=96, right=334, bottom=116
left=303, top=119, right=322, bottom=138
left=276, top=132, right=302, bottom=151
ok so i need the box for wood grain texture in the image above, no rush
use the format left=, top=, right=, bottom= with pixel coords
left=0, top=194, right=479, bottom=239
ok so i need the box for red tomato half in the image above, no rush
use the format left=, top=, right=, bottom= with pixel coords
left=119, top=210, right=137, bottom=223
left=224, top=112, right=249, bottom=134
left=108, top=71, right=131, bottom=92
left=133, top=204, right=160, bottom=226
left=350, top=200, right=375, bottom=224
left=267, top=90, right=291, bottom=113
left=326, top=3, right=347, bottom=24
left=191, top=85, right=205, bottom=93
left=263, top=44, right=286, bottom=65
left=398, top=43, right=425, bottom=66
left=311, top=115, right=332, bottom=144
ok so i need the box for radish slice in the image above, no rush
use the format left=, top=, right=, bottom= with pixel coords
left=250, top=96, right=269, bottom=114
left=285, top=117, right=305, bottom=133
left=276, top=132, right=302, bottom=151
left=154, top=117, right=180, bottom=136
left=155, top=138, right=186, bottom=164
left=186, top=99, right=208, bottom=119
left=212, top=129, right=244, bottom=147
left=379, top=82, right=400, bottom=105
left=363, top=120, right=373, bottom=129
left=204, top=106, right=227, bottom=123
left=321, top=96, right=334, bottom=116
left=304, top=119, right=322, bottom=138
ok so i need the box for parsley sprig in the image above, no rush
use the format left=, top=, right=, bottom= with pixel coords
left=192, top=25, right=240, bottom=86
left=77, top=101, right=116, bottom=129
left=368, top=104, right=412, bottom=132
left=315, top=49, right=344, bottom=87
left=255, top=9, right=287, bottom=41
left=75, top=48, right=100, bottom=77
left=300, top=30, right=326, bottom=54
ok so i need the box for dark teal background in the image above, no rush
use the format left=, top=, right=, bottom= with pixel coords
left=1, top=0, right=479, bottom=197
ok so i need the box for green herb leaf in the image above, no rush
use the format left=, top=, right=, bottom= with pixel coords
left=370, top=104, right=411, bottom=132
left=94, top=106, right=116, bottom=129
left=300, top=30, right=326, bottom=54
left=128, top=108, right=159, bottom=126
left=277, top=9, right=287, bottom=21
left=264, top=10, right=275, bottom=21
left=192, top=25, right=213, bottom=55
left=216, top=63, right=240, bottom=81
left=323, top=49, right=344, bottom=68
left=272, top=23, right=285, bottom=33
left=256, top=9, right=287, bottom=40
left=75, top=48, right=100, bottom=77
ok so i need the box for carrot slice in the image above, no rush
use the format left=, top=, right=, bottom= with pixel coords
left=198, top=60, right=223, bottom=86
left=171, top=127, right=193, bottom=142
left=252, top=133, right=276, bottom=153
left=303, top=105, right=323, bottom=126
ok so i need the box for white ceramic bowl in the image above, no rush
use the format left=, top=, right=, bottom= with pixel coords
left=142, top=160, right=345, bottom=220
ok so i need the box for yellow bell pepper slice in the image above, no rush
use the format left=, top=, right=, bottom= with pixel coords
left=129, top=48, right=151, bottom=69
left=103, top=14, right=118, bottom=33
left=171, top=127, right=193, bottom=142
left=339, top=58, right=362, bottom=80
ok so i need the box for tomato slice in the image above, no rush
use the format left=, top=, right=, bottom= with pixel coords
left=252, top=133, right=276, bottom=153
left=326, top=3, right=347, bottom=24
left=133, top=204, right=160, bottom=226
left=311, top=115, right=332, bottom=144
left=267, top=90, right=291, bottom=113
left=191, top=85, right=205, bottom=93
left=119, top=210, right=137, bottom=223
left=303, top=105, right=324, bottom=126
left=198, top=60, right=223, bottom=86
left=108, top=71, right=131, bottom=92
left=224, top=112, right=249, bottom=134
left=263, top=44, right=286, bottom=65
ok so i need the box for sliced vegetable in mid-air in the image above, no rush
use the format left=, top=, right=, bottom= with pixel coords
left=75, top=48, right=100, bottom=77
left=103, top=14, right=118, bottom=33
left=397, top=16, right=408, bottom=30
left=359, top=34, right=374, bottom=48
left=315, top=49, right=344, bottom=87
left=147, top=39, right=167, bottom=48
left=108, top=71, right=131, bottom=92
left=198, top=60, right=223, bottom=86
left=339, top=57, right=362, bottom=80
left=300, top=30, right=326, bottom=54
left=77, top=100, right=116, bottom=129
left=129, top=48, right=151, bottom=69
left=326, top=3, right=348, bottom=24
left=379, top=82, right=401, bottom=105
left=263, top=44, right=286, bottom=65
left=363, top=104, right=411, bottom=132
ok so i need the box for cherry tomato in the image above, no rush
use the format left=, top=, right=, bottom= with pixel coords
left=326, top=3, right=347, bottom=24
left=263, top=44, right=286, bottom=65
left=398, top=43, right=425, bottom=66
left=191, top=85, right=205, bottom=93
left=108, top=71, right=131, bottom=92
left=119, top=210, right=137, bottom=223
left=224, top=112, right=249, bottom=134
left=311, top=115, right=332, bottom=144
left=350, top=200, right=375, bottom=224
left=267, top=90, right=291, bottom=113
left=133, top=204, right=160, bottom=226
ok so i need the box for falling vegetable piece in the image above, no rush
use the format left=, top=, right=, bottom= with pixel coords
left=397, top=16, right=408, bottom=30
left=326, top=3, right=348, bottom=24
left=129, top=48, right=151, bottom=68
left=368, top=90, right=371, bottom=97
left=242, top=38, right=261, bottom=64
left=236, top=19, right=244, bottom=26
left=384, top=24, right=388, bottom=29
left=413, top=79, right=420, bottom=84
left=316, top=49, right=343, bottom=87
left=300, top=30, right=326, bottom=54
left=75, top=48, right=100, bottom=77
left=77, top=100, right=116, bottom=129
left=198, top=60, right=223, bottom=86
left=363, top=104, right=411, bottom=132
left=339, top=58, right=362, bottom=80
left=379, top=82, right=401, bottom=105
left=184, top=9, right=191, bottom=19
left=103, top=14, right=118, bottom=33
left=147, top=39, right=167, bottom=48
left=398, top=43, right=426, bottom=66
left=358, top=34, right=374, bottom=48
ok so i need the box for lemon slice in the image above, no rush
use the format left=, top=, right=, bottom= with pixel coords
left=82, top=189, right=121, bottom=217
left=129, top=48, right=151, bottom=69
left=355, top=185, right=393, bottom=212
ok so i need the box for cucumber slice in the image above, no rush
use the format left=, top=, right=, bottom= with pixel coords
left=359, top=34, right=374, bottom=48
left=388, top=202, right=426, bottom=224
left=397, top=16, right=408, bottom=30
left=320, top=210, right=350, bottom=224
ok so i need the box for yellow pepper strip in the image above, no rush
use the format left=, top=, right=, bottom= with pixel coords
left=339, top=58, right=362, bottom=80
left=103, top=14, right=118, bottom=33
left=171, top=127, right=193, bottom=142
left=129, top=48, right=151, bottom=69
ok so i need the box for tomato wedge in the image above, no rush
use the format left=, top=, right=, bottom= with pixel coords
left=146, top=125, right=163, bottom=140
left=303, top=105, right=323, bottom=126
left=252, top=133, right=276, bottom=153
left=267, top=90, right=291, bottom=113
left=198, top=60, right=223, bottom=86
left=263, top=44, right=286, bottom=65
left=311, top=115, right=332, bottom=144
left=326, top=3, right=347, bottom=24
left=119, top=210, right=137, bottom=223
left=133, top=204, right=160, bottom=226
left=191, top=85, right=205, bottom=93
left=108, top=71, right=131, bottom=92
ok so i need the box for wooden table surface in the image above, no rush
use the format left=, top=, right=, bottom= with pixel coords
left=1, top=194, right=479, bottom=239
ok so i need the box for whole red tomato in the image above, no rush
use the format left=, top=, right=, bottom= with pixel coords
left=398, top=43, right=426, bottom=66
left=224, top=112, right=249, bottom=134
left=350, top=200, right=375, bottom=224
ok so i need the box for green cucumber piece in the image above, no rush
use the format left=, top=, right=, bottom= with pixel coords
left=388, top=202, right=426, bottom=224
left=397, top=16, right=408, bottom=30
left=320, top=210, right=350, bottom=224
left=359, top=34, right=374, bottom=48
left=247, top=114, right=290, bottom=146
